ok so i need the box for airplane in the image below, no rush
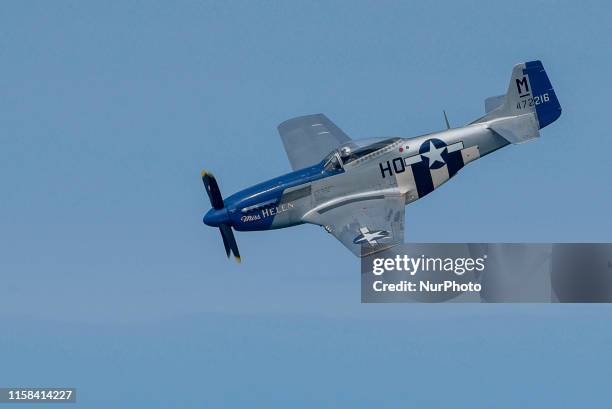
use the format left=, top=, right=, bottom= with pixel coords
left=201, top=60, right=561, bottom=260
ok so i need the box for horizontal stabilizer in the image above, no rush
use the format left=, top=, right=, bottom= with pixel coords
left=488, top=113, right=540, bottom=144
left=485, top=94, right=505, bottom=113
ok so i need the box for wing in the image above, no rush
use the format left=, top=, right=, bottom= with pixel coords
left=277, top=113, right=351, bottom=170
left=303, top=192, right=405, bottom=257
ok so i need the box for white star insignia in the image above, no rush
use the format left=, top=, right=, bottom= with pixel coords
left=421, top=141, right=446, bottom=168
left=354, top=227, right=390, bottom=245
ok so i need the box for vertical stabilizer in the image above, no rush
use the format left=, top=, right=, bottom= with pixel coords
left=473, top=60, right=562, bottom=130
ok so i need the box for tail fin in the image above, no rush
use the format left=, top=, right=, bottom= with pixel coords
left=473, top=61, right=562, bottom=134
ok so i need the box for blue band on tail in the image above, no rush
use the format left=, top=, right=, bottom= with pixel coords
left=523, top=60, right=562, bottom=129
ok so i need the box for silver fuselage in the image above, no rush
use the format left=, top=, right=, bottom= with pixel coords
left=224, top=123, right=508, bottom=232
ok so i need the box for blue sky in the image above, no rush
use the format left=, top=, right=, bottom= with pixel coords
left=1, top=1, right=611, bottom=408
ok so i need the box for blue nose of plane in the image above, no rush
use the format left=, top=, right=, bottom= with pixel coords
left=203, top=208, right=230, bottom=227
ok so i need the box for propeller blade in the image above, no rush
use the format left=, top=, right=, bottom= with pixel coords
left=201, top=170, right=224, bottom=210
left=218, top=226, right=231, bottom=258
left=201, top=170, right=241, bottom=262
left=220, top=223, right=241, bottom=263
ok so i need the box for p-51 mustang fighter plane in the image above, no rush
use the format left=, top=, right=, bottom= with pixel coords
left=202, top=60, right=561, bottom=260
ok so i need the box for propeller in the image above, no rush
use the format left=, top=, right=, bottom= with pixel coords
left=201, top=170, right=241, bottom=262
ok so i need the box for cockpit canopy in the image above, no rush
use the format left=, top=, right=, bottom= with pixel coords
left=337, top=137, right=400, bottom=165
left=322, top=137, right=400, bottom=172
